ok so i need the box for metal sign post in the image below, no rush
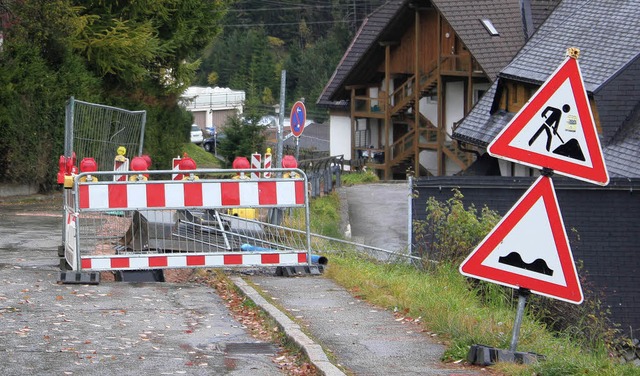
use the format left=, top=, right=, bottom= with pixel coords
left=509, top=288, right=530, bottom=352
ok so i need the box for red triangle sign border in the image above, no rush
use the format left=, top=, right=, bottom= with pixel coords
left=459, top=176, right=584, bottom=304
left=488, top=57, right=609, bottom=186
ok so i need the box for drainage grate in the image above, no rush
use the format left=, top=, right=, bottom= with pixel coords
left=225, top=342, right=277, bottom=355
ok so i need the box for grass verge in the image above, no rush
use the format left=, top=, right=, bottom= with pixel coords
left=309, top=191, right=637, bottom=376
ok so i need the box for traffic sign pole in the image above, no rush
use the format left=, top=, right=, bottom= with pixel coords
left=509, top=288, right=530, bottom=352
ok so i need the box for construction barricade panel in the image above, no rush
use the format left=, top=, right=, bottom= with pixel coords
left=63, top=169, right=311, bottom=272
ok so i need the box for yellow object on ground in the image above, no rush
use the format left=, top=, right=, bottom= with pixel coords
left=228, top=208, right=257, bottom=219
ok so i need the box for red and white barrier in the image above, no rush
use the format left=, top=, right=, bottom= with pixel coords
left=77, top=180, right=306, bottom=210
left=81, top=252, right=308, bottom=271
left=64, top=168, right=311, bottom=273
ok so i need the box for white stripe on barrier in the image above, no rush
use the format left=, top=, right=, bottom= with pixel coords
left=239, top=181, right=260, bottom=206
left=202, top=182, right=223, bottom=207
left=277, top=180, right=296, bottom=205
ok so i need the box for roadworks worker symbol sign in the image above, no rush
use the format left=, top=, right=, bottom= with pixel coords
left=459, top=176, right=584, bottom=304
left=488, top=56, right=608, bottom=186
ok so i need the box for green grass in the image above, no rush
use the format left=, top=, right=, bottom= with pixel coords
left=181, top=143, right=223, bottom=169
left=341, top=170, right=379, bottom=186
left=312, top=195, right=637, bottom=376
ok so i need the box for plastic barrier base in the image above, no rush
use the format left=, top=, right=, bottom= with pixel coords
left=58, top=271, right=101, bottom=285
left=115, top=270, right=165, bottom=282
left=275, top=265, right=324, bottom=277
left=467, top=344, right=544, bottom=366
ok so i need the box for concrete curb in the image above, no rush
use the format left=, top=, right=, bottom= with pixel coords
left=230, top=276, right=346, bottom=376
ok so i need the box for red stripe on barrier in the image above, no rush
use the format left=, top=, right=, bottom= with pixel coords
left=258, top=181, right=277, bottom=205
left=295, top=180, right=305, bottom=204
left=184, top=182, right=203, bottom=206
left=146, top=183, right=166, bottom=207
left=261, top=253, right=280, bottom=264
left=79, top=185, right=90, bottom=209
left=109, top=184, right=128, bottom=208
left=221, top=182, right=240, bottom=206
left=298, top=253, right=307, bottom=263
left=111, top=257, right=130, bottom=268
left=187, top=255, right=205, bottom=266
left=224, top=254, right=243, bottom=265
left=149, top=256, right=168, bottom=267
left=81, top=258, right=91, bottom=269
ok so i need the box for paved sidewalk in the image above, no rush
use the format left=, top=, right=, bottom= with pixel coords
left=235, top=274, right=489, bottom=376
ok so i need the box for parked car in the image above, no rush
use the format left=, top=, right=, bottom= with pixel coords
left=190, top=124, right=203, bottom=144
left=203, top=132, right=225, bottom=153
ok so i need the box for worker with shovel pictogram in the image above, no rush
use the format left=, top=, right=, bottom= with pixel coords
left=528, top=104, right=585, bottom=161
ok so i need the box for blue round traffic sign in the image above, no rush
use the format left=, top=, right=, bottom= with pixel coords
left=290, top=101, right=306, bottom=138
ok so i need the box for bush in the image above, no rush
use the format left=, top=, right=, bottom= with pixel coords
left=413, top=188, right=500, bottom=265
left=342, top=170, right=379, bottom=186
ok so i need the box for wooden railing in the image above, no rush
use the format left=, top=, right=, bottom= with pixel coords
left=390, top=60, right=439, bottom=116
left=353, top=95, right=386, bottom=118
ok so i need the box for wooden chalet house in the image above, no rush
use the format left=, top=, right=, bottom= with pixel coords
left=317, top=0, right=558, bottom=179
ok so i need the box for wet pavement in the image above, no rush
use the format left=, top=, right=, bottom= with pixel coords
left=0, top=186, right=491, bottom=376
left=243, top=274, right=487, bottom=376
left=0, top=201, right=285, bottom=376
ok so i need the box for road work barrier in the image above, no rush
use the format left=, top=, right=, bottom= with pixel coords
left=62, top=168, right=312, bottom=274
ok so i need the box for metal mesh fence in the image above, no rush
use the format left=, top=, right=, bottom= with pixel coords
left=64, top=97, right=146, bottom=172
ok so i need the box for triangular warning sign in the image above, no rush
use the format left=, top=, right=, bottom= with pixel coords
left=459, top=176, right=583, bottom=304
left=488, top=56, right=609, bottom=186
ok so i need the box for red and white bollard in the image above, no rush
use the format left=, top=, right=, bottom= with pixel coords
left=263, top=148, right=272, bottom=178
left=251, top=152, right=261, bottom=179
left=113, top=146, right=129, bottom=181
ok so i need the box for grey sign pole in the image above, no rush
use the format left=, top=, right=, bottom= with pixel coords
left=509, top=288, right=530, bottom=351
left=277, top=70, right=286, bottom=171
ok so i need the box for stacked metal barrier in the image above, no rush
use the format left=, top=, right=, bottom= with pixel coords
left=63, top=168, right=312, bottom=273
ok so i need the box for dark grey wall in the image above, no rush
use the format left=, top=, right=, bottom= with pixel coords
left=412, top=176, right=640, bottom=333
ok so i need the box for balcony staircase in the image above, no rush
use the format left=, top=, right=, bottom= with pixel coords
left=382, top=59, right=474, bottom=175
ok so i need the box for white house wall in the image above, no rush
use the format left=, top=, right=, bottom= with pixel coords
left=419, top=96, right=438, bottom=126
left=329, top=112, right=351, bottom=161
left=445, top=81, right=464, bottom=140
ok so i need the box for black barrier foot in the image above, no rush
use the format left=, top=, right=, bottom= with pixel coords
left=467, top=344, right=544, bottom=366
left=115, top=270, right=165, bottom=282
left=275, top=265, right=324, bottom=277
left=58, top=271, right=101, bottom=285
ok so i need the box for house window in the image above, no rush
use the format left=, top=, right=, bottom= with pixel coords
left=480, top=19, right=499, bottom=36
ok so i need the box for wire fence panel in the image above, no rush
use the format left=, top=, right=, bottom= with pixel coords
left=63, top=169, right=312, bottom=272
left=64, top=97, right=146, bottom=172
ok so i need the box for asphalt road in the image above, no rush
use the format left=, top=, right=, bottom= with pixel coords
left=0, top=199, right=285, bottom=376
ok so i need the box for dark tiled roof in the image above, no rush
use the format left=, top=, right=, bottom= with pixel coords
left=530, top=0, right=560, bottom=29
left=433, top=0, right=526, bottom=81
left=317, top=0, right=406, bottom=107
left=500, top=0, right=640, bottom=92
left=455, top=0, right=640, bottom=160
left=454, top=81, right=511, bottom=146
left=603, top=94, right=640, bottom=178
